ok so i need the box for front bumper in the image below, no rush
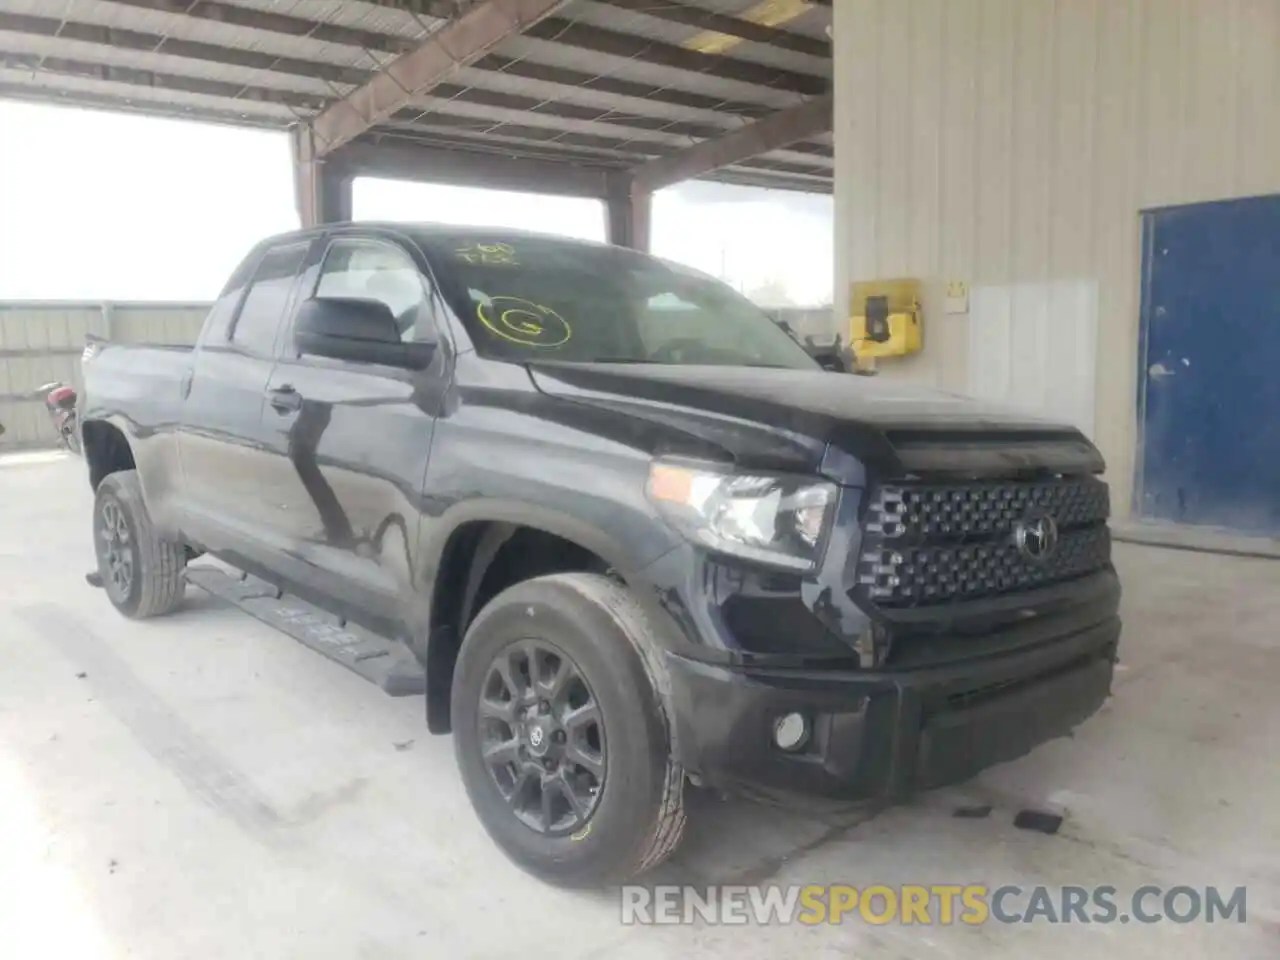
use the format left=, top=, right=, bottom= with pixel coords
left=665, top=615, right=1120, bottom=804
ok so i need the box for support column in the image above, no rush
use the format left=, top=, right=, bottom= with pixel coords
left=291, top=124, right=353, bottom=228
left=605, top=174, right=652, bottom=252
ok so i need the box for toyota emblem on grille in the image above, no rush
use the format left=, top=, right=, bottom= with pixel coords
left=1015, top=515, right=1059, bottom=561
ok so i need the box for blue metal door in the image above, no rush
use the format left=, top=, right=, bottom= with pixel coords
left=1138, top=195, right=1280, bottom=533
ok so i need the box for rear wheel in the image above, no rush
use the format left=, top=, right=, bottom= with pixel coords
left=452, top=572, right=685, bottom=886
left=93, top=470, right=186, bottom=618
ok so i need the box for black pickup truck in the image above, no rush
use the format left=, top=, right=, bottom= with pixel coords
left=80, top=224, right=1120, bottom=885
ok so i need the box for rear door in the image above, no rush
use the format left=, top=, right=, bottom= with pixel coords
left=258, top=230, right=450, bottom=634
left=178, top=240, right=311, bottom=562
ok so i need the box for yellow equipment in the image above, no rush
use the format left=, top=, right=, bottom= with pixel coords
left=849, top=279, right=923, bottom=360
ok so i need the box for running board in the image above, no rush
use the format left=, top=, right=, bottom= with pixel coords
left=186, top=565, right=426, bottom=697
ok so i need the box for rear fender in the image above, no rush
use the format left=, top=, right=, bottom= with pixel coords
left=82, top=415, right=182, bottom=535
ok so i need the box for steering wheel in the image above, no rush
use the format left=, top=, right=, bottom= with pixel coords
left=650, top=338, right=713, bottom=364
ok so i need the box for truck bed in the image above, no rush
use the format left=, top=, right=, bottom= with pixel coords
left=82, top=341, right=193, bottom=430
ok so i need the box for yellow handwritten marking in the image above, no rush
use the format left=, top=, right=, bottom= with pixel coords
left=457, top=242, right=519, bottom=266
left=477, top=297, right=571, bottom=347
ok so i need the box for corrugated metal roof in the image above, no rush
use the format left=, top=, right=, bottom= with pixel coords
left=229, top=0, right=439, bottom=40
left=494, top=34, right=807, bottom=108
left=447, top=63, right=751, bottom=127
left=0, top=31, right=349, bottom=99
left=0, top=66, right=298, bottom=122
left=568, top=0, right=830, bottom=76
left=691, top=0, right=832, bottom=40
left=0, top=0, right=833, bottom=193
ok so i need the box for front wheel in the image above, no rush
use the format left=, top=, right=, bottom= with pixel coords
left=451, top=572, right=686, bottom=886
left=93, top=470, right=186, bottom=618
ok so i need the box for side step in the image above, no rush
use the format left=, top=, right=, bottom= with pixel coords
left=186, top=565, right=426, bottom=697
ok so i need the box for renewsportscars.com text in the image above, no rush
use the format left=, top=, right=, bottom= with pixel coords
left=621, top=884, right=1248, bottom=926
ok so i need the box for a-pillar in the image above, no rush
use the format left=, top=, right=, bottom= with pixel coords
left=606, top=174, right=652, bottom=252
left=291, top=124, right=353, bottom=228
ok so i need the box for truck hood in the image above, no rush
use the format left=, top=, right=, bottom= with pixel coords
left=527, top=363, right=1104, bottom=479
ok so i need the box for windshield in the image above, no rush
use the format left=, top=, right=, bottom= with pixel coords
left=415, top=232, right=818, bottom=370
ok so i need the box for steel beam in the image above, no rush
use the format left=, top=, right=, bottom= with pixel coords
left=309, top=0, right=567, bottom=156
left=631, top=94, right=832, bottom=193
left=366, top=125, right=829, bottom=182
left=292, top=127, right=353, bottom=227
left=709, top=168, right=832, bottom=195
left=605, top=174, right=651, bottom=251
left=332, top=140, right=616, bottom=199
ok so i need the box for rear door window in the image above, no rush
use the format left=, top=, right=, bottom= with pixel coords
left=230, top=242, right=308, bottom=356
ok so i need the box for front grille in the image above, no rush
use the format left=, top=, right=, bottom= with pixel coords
left=866, top=477, right=1110, bottom=543
left=860, top=525, right=1111, bottom=606
left=857, top=476, right=1111, bottom=608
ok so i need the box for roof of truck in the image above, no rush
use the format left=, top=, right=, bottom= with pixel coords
left=256, top=222, right=673, bottom=265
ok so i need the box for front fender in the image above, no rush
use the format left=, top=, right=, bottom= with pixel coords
left=413, top=498, right=684, bottom=734
left=417, top=497, right=679, bottom=604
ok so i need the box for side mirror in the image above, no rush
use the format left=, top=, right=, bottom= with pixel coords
left=293, top=297, right=435, bottom=369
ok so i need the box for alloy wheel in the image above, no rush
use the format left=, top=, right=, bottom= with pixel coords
left=477, top=639, right=606, bottom=835
left=98, top=498, right=134, bottom=600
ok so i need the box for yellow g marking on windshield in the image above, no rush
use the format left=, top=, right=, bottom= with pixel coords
left=477, top=297, right=571, bottom=347
left=456, top=242, right=518, bottom=266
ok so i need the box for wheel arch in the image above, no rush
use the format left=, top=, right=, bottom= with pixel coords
left=420, top=501, right=659, bottom=735
left=82, top=418, right=137, bottom=491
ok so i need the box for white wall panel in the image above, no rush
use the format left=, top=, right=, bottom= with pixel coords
left=968, top=281, right=1098, bottom=439
left=834, top=0, right=1280, bottom=514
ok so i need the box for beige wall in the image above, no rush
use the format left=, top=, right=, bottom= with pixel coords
left=833, top=0, right=1280, bottom=515
left=0, top=301, right=208, bottom=449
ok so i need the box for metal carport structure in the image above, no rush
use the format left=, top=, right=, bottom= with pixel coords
left=0, top=0, right=833, bottom=248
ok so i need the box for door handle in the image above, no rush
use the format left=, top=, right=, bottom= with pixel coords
left=268, top=385, right=303, bottom=413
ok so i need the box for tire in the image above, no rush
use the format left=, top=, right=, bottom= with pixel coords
left=451, top=572, right=686, bottom=886
left=93, top=469, right=186, bottom=619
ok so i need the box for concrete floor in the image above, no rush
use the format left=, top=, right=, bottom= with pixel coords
left=1, top=452, right=1276, bottom=959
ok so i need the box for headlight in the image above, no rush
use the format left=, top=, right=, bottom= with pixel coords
left=646, top=460, right=836, bottom=571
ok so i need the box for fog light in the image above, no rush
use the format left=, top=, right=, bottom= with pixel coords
left=773, top=712, right=810, bottom=752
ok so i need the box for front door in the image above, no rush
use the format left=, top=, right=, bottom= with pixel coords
left=1138, top=195, right=1280, bottom=533
left=260, top=233, right=449, bottom=635
left=179, top=240, right=310, bottom=562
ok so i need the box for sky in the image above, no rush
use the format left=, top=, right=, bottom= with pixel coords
left=0, top=100, right=833, bottom=306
